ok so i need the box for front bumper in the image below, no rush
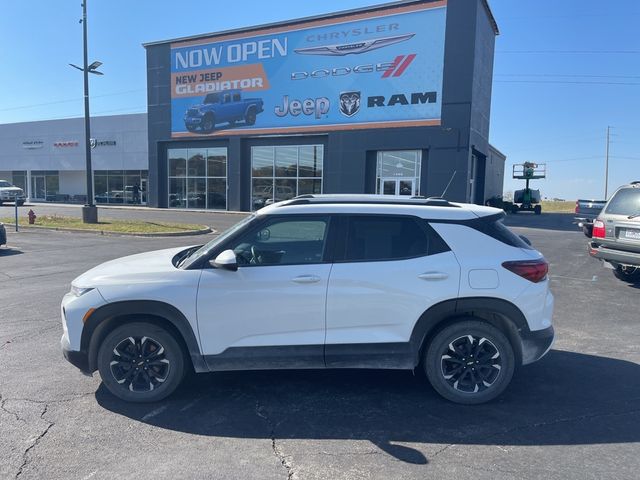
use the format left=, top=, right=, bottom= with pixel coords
left=520, top=325, right=554, bottom=365
left=588, top=242, right=640, bottom=267
left=61, top=334, right=91, bottom=375
left=184, top=116, right=202, bottom=126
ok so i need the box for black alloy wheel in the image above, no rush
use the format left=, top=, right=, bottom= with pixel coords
left=97, top=322, right=186, bottom=403
left=202, top=114, right=215, bottom=133
left=440, top=335, right=502, bottom=393
left=424, top=320, right=515, bottom=404
left=110, top=336, right=170, bottom=393
left=245, top=109, right=257, bottom=126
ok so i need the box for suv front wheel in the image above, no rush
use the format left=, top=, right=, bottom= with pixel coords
left=97, top=322, right=186, bottom=403
left=424, top=320, right=515, bottom=404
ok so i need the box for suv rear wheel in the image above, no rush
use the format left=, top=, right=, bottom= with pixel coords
left=424, top=320, right=515, bottom=404
left=97, top=322, right=186, bottom=403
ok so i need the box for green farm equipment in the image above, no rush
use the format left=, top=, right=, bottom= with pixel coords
left=512, top=162, right=546, bottom=214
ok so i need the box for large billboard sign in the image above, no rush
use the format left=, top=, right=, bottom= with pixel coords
left=170, top=1, right=447, bottom=137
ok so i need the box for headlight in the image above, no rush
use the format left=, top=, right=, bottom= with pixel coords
left=70, top=285, right=94, bottom=297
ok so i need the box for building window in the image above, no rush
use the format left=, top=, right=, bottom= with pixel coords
left=251, top=145, right=323, bottom=210
left=11, top=171, right=27, bottom=193
left=31, top=171, right=59, bottom=202
left=167, top=147, right=227, bottom=209
left=375, top=150, right=422, bottom=196
left=94, top=170, right=148, bottom=204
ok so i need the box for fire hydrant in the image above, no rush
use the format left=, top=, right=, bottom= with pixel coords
left=28, top=209, right=36, bottom=225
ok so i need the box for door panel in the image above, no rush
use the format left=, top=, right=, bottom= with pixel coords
left=197, top=264, right=331, bottom=358
left=325, top=251, right=460, bottom=347
left=196, top=215, right=332, bottom=367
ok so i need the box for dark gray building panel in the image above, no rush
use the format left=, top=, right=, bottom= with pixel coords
left=144, top=0, right=503, bottom=211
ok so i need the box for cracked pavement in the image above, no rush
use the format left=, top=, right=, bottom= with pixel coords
left=0, top=212, right=639, bottom=479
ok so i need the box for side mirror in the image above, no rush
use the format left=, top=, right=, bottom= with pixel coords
left=212, top=249, right=238, bottom=271
left=519, top=235, right=532, bottom=246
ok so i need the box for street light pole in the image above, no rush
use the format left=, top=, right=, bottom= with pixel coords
left=604, top=125, right=610, bottom=200
left=81, top=0, right=97, bottom=223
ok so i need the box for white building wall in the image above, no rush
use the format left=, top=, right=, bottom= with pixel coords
left=0, top=113, right=148, bottom=172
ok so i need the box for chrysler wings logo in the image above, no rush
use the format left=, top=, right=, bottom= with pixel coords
left=295, top=33, right=415, bottom=56
left=339, top=91, right=361, bottom=117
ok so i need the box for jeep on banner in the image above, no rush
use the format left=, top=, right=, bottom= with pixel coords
left=170, top=2, right=446, bottom=137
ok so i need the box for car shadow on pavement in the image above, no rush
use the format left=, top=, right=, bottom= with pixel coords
left=0, top=247, right=23, bottom=256
left=96, top=350, right=640, bottom=465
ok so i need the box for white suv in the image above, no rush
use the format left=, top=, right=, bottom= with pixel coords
left=61, top=195, right=554, bottom=404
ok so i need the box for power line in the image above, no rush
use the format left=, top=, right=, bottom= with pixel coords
left=496, top=73, right=640, bottom=79
left=0, top=89, right=146, bottom=112
left=495, top=80, right=640, bottom=85
left=496, top=50, right=640, bottom=54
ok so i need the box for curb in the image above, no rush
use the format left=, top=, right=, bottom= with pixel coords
left=9, top=224, right=215, bottom=238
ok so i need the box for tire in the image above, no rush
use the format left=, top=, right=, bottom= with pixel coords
left=511, top=205, right=519, bottom=214
left=201, top=113, right=215, bottom=133
left=97, top=322, right=186, bottom=403
left=424, top=320, right=515, bottom=405
left=17, top=201, right=24, bottom=206
left=613, top=265, right=640, bottom=283
left=534, top=205, right=542, bottom=215
left=245, top=108, right=257, bottom=126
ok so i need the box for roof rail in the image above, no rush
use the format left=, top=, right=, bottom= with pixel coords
left=280, top=194, right=459, bottom=208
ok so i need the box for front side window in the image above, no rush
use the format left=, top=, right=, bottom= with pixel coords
left=344, top=216, right=430, bottom=262
left=229, top=217, right=329, bottom=266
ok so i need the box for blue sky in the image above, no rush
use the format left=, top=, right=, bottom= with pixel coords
left=0, top=0, right=638, bottom=200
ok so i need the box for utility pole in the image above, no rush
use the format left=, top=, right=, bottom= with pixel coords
left=604, top=126, right=610, bottom=200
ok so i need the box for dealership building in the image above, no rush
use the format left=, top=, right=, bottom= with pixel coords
left=0, top=114, right=148, bottom=204
left=143, top=0, right=505, bottom=212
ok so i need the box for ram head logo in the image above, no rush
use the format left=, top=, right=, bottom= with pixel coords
left=339, top=91, right=361, bottom=117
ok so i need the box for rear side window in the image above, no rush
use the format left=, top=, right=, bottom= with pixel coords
left=471, top=214, right=532, bottom=249
left=605, top=188, right=640, bottom=215
left=342, top=215, right=448, bottom=262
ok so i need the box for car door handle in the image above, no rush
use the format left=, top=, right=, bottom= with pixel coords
left=291, top=275, right=321, bottom=284
left=418, top=272, right=449, bottom=281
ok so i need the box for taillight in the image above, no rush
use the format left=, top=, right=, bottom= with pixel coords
left=575, top=201, right=579, bottom=214
left=502, top=259, right=549, bottom=283
left=592, top=219, right=606, bottom=238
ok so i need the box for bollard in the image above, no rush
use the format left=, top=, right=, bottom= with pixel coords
left=14, top=200, right=18, bottom=232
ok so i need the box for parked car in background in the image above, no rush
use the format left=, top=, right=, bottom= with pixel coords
left=61, top=195, right=554, bottom=405
left=589, top=182, right=640, bottom=282
left=0, top=223, right=6, bottom=247
left=574, top=199, right=606, bottom=237
left=0, top=180, right=26, bottom=206
left=184, top=89, right=264, bottom=133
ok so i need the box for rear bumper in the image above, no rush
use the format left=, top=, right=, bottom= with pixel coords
left=520, top=325, right=554, bottom=365
left=588, top=242, right=640, bottom=267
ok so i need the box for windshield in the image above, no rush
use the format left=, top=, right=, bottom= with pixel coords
left=181, top=214, right=256, bottom=268
left=0, top=181, right=12, bottom=187
left=604, top=188, right=640, bottom=216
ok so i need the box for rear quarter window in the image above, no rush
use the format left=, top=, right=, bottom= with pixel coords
left=464, top=214, right=533, bottom=249
left=604, top=188, right=640, bottom=215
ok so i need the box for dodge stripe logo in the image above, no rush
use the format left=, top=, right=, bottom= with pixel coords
left=382, top=54, right=417, bottom=78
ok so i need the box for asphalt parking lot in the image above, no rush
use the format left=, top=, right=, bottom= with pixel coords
left=1, top=211, right=639, bottom=480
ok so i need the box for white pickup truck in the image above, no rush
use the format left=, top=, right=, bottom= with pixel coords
left=0, top=180, right=26, bottom=206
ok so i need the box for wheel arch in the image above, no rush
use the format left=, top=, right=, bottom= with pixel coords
left=409, top=297, right=529, bottom=367
left=82, top=300, right=207, bottom=373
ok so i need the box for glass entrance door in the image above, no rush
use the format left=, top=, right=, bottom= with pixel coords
left=32, top=176, right=46, bottom=200
left=380, top=178, right=416, bottom=196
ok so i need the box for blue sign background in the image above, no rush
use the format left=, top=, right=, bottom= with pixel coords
left=170, top=4, right=447, bottom=136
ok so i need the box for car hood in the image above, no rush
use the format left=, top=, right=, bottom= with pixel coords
left=72, top=246, right=194, bottom=287
left=0, top=187, right=23, bottom=194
